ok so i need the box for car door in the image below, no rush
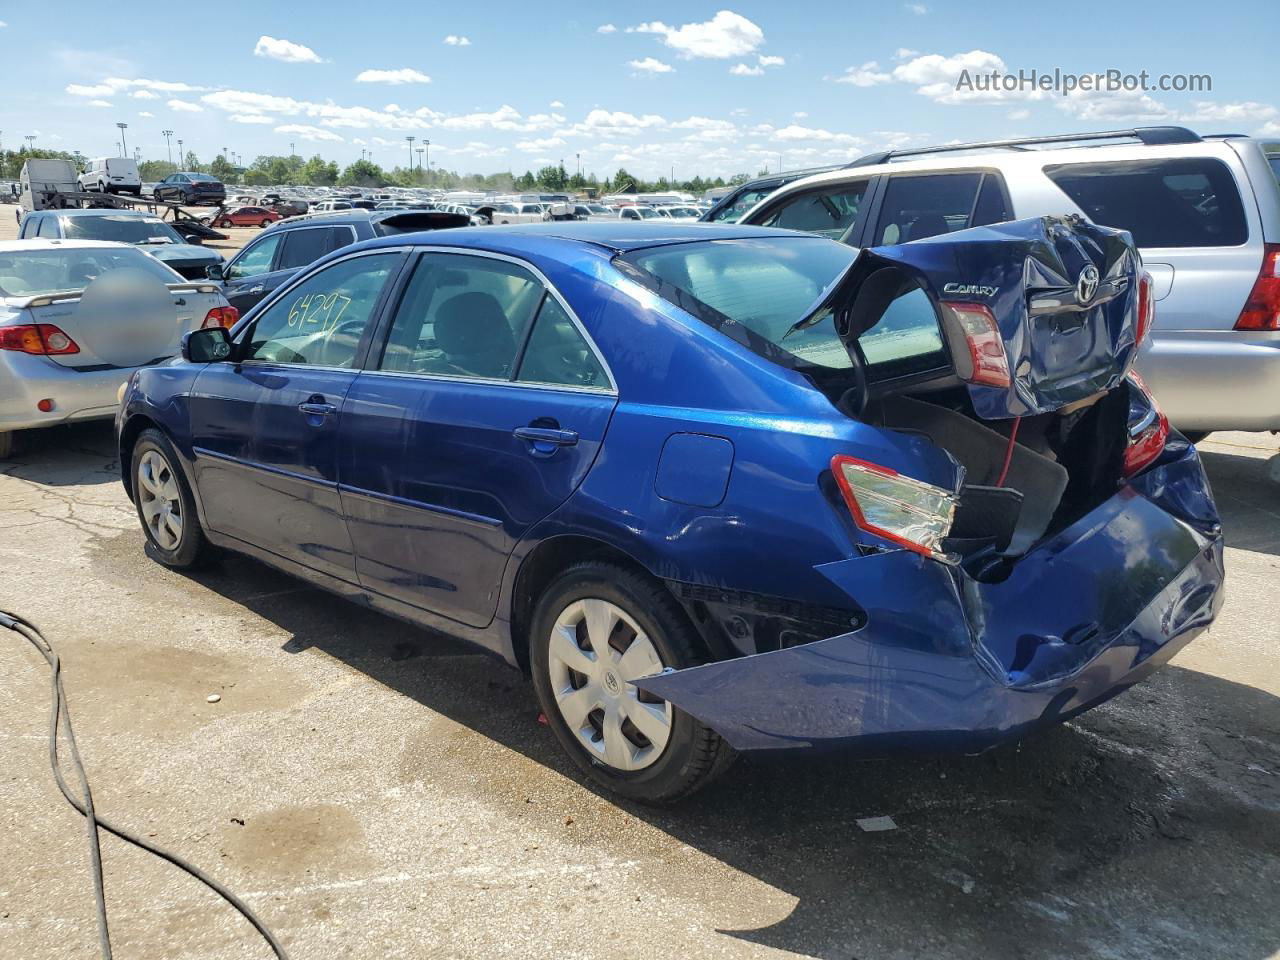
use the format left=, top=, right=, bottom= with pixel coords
left=187, top=248, right=406, bottom=583
left=339, top=250, right=617, bottom=627
left=220, top=231, right=288, bottom=313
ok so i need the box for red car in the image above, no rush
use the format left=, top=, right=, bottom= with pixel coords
left=209, top=206, right=282, bottom=228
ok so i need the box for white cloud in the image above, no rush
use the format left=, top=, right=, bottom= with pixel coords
left=1007, top=108, right=1031, bottom=121
left=443, top=35, right=471, bottom=46
left=793, top=111, right=808, bottom=119
left=88, top=99, right=112, bottom=108
left=561, top=108, right=666, bottom=138
left=835, top=61, right=892, bottom=86
left=167, top=98, right=203, bottom=113
left=1056, top=88, right=1172, bottom=121
left=230, top=114, right=274, bottom=124
left=275, top=123, right=343, bottom=142
left=894, top=47, right=919, bottom=60
left=730, top=63, right=764, bottom=77
left=904, top=2, right=929, bottom=13
left=757, top=54, right=785, bottom=67
left=138, top=111, right=154, bottom=118
left=597, top=23, right=617, bottom=34
left=672, top=116, right=738, bottom=139
left=773, top=124, right=863, bottom=145
left=66, top=83, right=115, bottom=97
left=1261, top=121, right=1280, bottom=136
left=254, top=35, right=324, bottom=64
left=890, top=50, right=1047, bottom=104
left=516, top=136, right=566, bottom=151
left=1180, top=100, right=1277, bottom=123
left=629, top=11, right=763, bottom=59
left=131, top=89, right=159, bottom=100
left=0, top=20, right=7, bottom=26
left=629, top=56, right=674, bottom=74
left=355, top=68, right=432, bottom=85
left=550, top=100, right=564, bottom=108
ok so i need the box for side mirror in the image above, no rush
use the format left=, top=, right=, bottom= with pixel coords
left=188, top=235, right=204, bottom=246
left=182, top=327, right=233, bottom=364
left=205, top=262, right=224, bottom=281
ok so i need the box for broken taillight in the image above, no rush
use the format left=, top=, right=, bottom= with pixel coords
left=1234, top=244, right=1280, bottom=331
left=1123, top=373, right=1170, bottom=476
left=940, top=301, right=1011, bottom=388
left=831, top=455, right=957, bottom=557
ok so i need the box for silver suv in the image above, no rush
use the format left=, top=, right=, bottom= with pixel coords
left=740, top=127, right=1280, bottom=438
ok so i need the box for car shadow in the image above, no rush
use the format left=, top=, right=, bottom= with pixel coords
left=1, top=421, right=121, bottom=487
left=1198, top=447, right=1280, bottom=556
left=173, top=553, right=1280, bottom=959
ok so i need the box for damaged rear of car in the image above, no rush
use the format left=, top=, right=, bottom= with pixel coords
left=591, top=216, right=1222, bottom=763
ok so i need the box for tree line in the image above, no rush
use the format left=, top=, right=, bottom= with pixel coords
left=0, top=146, right=753, bottom=195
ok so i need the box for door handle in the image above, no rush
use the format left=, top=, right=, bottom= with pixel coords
left=513, top=426, right=579, bottom=447
left=298, top=401, right=337, bottom=416
left=247, top=285, right=264, bottom=294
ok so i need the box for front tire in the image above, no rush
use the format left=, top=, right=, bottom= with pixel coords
left=130, top=428, right=209, bottom=568
left=529, top=561, right=734, bottom=804
left=0, top=430, right=16, bottom=460
left=260, top=219, right=272, bottom=228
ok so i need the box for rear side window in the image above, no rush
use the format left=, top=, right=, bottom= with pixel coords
left=707, top=187, right=774, bottom=223
left=1043, top=158, right=1248, bottom=248
left=874, top=172, right=1012, bottom=245
left=515, top=296, right=609, bottom=389
left=277, top=227, right=349, bottom=271
left=755, top=181, right=870, bottom=241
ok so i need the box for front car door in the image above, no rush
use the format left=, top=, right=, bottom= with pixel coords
left=220, top=232, right=288, bottom=313
left=339, top=250, right=617, bottom=627
left=188, top=249, right=406, bottom=583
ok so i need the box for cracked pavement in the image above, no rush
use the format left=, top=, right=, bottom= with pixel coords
left=1, top=423, right=1278, bottom=960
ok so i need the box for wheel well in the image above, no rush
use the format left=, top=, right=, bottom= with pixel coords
left=509, top=536, right=655, bottom=675
left=118, top=414, right=159, bottom=497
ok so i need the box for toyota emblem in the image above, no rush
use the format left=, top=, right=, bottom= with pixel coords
left=1076, top=264, right=1100, bottom=304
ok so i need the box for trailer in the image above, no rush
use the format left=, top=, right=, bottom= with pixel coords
left=18, top=184, right=229, bottom=242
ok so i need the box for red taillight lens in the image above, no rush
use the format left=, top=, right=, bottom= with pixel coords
left=831, top=455, right=957, bottom=557
left=1136, top=271, right=1155, bottom=346
left=1123, top=373, right=1170, bottom=477
left=1234, top=244, right=1280, bottom=331
left=0, top=323, right=80, bottom=356
left=940, top=301, right=1011, bottom=388
left=202, top=306, right=240, bottom=330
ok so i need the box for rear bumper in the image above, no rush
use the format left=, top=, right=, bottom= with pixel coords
left=636, top=441, right=1224, bottom=754
left=1138, top=329, right=1280, bottom=432
left=0, top=353, right=136, bottom=431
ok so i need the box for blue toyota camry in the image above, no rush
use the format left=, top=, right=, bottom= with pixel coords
left=117, top=219, right=1224, bottom=802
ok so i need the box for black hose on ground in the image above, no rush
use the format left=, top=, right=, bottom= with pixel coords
left=1, top=608, right=289, bottom=960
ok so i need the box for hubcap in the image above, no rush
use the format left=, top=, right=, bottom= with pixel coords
left=547, top=598, right=673, bottom=772
left=136, top=449, right=184, bottom=551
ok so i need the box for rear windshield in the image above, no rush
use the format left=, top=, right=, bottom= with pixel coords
left=1043, top=158, right=1248, bottom=248
left=59, top=215, right=185, bottom=245
left=618, top=237, right=861, bottom=370
left=0, top=246, right=178, bottom=297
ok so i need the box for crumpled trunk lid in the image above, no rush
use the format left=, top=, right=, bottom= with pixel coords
left=831, top=215, right=1144, bottom=419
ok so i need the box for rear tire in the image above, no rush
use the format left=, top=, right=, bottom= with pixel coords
left=130, top=428, right=209, bottom=569
left=529, top=561, right=734, bottom=804
left=0, top=430, right=16, bottom=460
left=260, top=219, right=271, bottom=228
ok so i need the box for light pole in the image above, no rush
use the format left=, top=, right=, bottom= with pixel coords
left=415, top=147, right=424, bottom=172
left=177, top=139, right=183, bottom=168
left=424, top=140, right=430, bottom=184
left=116, top=122, right=128, bottom=158
left=406, top=135, right=415, bottom=175
left=222, top=146, right=228, bottom=161
left=290, top=142, right=295, bottom=158
left=25, top=135, right=36, bottom=151
left=162, top=129, right=173, bottom=165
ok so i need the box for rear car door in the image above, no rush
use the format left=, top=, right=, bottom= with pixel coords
left=339, top=250, right=617, bottom=627
left=187, top=249, right=405, bottom=582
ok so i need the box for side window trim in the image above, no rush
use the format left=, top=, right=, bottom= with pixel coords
left=363, top=246, right=616, bottom=393
left=235, top=248, right=411, bottom=372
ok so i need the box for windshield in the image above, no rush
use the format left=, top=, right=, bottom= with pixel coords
left=187, top=173, right=218, bottom=182
left=619, top=237, right=861, bottom=369
left=59, top=215, right=185, bottom=245
left=0, top=246, right=179, bottom=297
left=632, top=207, right=659, bottom=219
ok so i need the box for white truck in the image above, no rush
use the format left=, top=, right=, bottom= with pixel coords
left=79, top=157, right=143, bottom=196
left=18, top=159, right=81, bottom=220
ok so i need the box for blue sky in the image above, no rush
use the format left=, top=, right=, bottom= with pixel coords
left=0, top=1, right=1273, bottom=179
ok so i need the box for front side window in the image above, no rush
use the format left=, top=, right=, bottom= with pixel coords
left=226, top=235, right=282, bottom=280
left=874, top=172, right=1011, bottom=245
left=378, top=253, right=544, bottom=378
left=243, top=253, right=399, bottom=367
left=757, top=181, right=870, bottom=240
left=707, top=187, right=773, bottom=223
left=1043, top=158, right=1247, bottom=248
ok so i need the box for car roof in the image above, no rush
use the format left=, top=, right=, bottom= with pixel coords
left=357, top=220, right=824, bottom=256
left=51, top=208, right=162, bottom=219
left=0, top=239, right=135, bottom=251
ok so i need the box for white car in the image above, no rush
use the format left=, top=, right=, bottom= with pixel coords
left=0, top=239, right=234, bottom=458
left=654, top=205, right=703, bottom=219
left=617, top=206, right=662, bottom=221
left=79, top=157, right=143, bottom=196
left=480, top=202, right=550, bottom=224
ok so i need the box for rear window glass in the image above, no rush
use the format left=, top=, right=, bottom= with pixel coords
left=0, top=246, right=177, bottom=296
left=1268, top=154, right=1280, bottom=184
left=619, top=237, right=859, bottom=370
left=874, top=172, right=1012, bottom=245
left=59, top=215, right=184, bottom=245
left=1043, top=158, right=1248, bottom=248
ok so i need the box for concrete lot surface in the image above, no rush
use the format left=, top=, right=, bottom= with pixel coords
left=1, top=424, right=1278, bottom=960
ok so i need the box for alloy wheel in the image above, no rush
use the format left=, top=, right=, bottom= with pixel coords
left=136, top=449, right=184, bottom=551
left=546, top=598, right=673, bottom=772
